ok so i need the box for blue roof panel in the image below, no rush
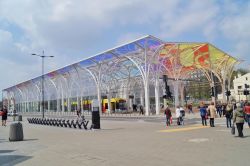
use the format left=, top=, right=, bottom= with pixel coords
left=4, top=35, right=164, bottom=91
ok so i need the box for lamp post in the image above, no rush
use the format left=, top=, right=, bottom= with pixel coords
left=32, top=51, right=54, bottom=118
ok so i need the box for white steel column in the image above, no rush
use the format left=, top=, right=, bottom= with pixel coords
left=107, top=90, right=111, bottom=113
left=67, top=97, right=71, bottom=112
left=140, top=90, right=144, bottom=107
left=180, top=83, right=185, bottom=106
left=80, top=96, right=83, bottom=112
left=173, top=80, right=180, bottom=107
left=97, top=83, right=102, bottom=115
left=48, top=100, right=50, bottom=112
left=7, top=92, right=10, bottom=111
left=61, top=90, right=65, bottom=112
left=77, top=96, right=80, bottom=110
left=126, top=88, right=130, bottom=111
left=129, top=98, right=133, bottom=110
left=144, top=80, right=150, bottom=116
left=155, top=76, right=160, bottom=115
left=57, top=98, right=60, bottom=112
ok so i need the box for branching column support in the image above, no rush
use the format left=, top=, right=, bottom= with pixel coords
left=82, top=66, right=102, bottom=116
left=154, top=73, right=160, bottom=115
left=107, top=87, right=111, bottom=113
left=16, top=87, right=24, bottom=112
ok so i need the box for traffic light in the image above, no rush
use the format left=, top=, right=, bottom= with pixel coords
left=167, top=90, right=172, bottom=98
left=243, top=90, right=249, bottom=95
left=162, top=74, right=172, bottom=99
left=245, top=84, right=250, bottom=88
left=211, top=87, right=215, bottom=97
left=163, top=75, right=168, bottom=82
left=225, top=90, right=231, bottom=96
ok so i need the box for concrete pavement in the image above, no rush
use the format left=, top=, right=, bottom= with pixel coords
left=0, top=116, right=249, bottom=166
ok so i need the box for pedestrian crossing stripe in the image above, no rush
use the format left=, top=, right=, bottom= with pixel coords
left=158, top=125, right=209, bottom=133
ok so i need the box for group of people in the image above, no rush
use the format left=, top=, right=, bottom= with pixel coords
left=132, top=104, right=144, bottom=115
left=199, top=101, right=249, bottom=138
left=0, top=106, right=8, bottom=126
left=164, top=105, right=185, bottom=126
left=164, top=101, right=250, bottom=138
left=199, top=102, right=217, bottom=127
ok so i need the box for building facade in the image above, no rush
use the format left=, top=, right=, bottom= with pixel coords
left=233, top=73, right=250, bottom=101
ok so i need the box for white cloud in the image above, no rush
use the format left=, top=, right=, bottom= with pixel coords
left=116, top=33, right=146, bottom=45
left=159, top=0, right=219, bottom=38
left=0, top=0, right=250, bottom=94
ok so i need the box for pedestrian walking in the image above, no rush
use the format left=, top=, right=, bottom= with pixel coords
left=139, top=105, right=144, bottom=115
left=225, top=103, right=233, bottom=128
left=207, top=102, right=216, bottom=127
left=76, top=108, right=81, bottom=118
left=216, top=103, right=223, bottom=117
left=179, top=106, right=185, bottom=125
left=222, top=103, right=227, bottom=117
left=200, top=104, right=207, bottom=126
left=243, top=102, right=250, bottom=128
left=233, top=103, right=245, bottom=137
left=1, top=106, right=8, bottom=126
left=132, top=104, right=137, bottom=112
left=164, top=106, right=172, bottom=126
left=187, top=103, right=193, bottom=114
left=175, top=106, right=181, bottom=125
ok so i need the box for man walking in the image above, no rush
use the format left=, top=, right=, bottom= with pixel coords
left=164, top=106, right=172, bottom=126
left=233, top=103, right=245, bottom=137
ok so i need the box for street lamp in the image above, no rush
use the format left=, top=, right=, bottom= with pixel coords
left=32, top=51, right=54, bottom=118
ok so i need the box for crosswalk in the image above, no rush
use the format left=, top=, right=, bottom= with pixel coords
left=158, top=124, right=209, bottom=133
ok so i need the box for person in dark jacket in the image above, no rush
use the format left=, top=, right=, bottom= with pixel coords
left=233, top=103, right=245, bottom=137
left=243, top=102, right=250, bottom=128
left=164, top=106, right=172, bottom=126
left=1, top=106, right=8, bottom=126
left=200, top=104, right=207, bottom=126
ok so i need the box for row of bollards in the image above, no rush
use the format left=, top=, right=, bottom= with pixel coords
left=27, top=117, right=89, bottom=130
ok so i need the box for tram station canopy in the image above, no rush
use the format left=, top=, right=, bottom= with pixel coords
left=3, top=35, right=239, bottom=115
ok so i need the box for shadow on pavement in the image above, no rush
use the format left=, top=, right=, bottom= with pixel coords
left=23, top=138, right=39, bottom=141
left=0, top=150, right=16, bottom=154
left=0, top=139, right=8, bottom=143
left=101, top=128, right=125, bottom=131
left=234, top=135, right=250, bottom=138
left=0, top=155, right=32, bottom=166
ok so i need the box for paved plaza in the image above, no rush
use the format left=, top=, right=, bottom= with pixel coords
left=0, top=115, right=249, bottom=166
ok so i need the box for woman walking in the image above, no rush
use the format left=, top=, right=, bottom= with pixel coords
left=233, top=103, right=245, bottom=137
left=1, top=106, right=8, bottom=126
left=207, top=102, right=216, bottom=127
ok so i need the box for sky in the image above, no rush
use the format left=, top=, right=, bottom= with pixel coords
left=0, top=0, right=250, bottom=98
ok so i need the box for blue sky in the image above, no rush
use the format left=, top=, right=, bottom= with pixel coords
left=0, top=0, right=250, bottom=98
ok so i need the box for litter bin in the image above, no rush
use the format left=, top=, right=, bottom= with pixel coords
left=91, top=99, right=100, bottom=129
left=9, top=122, right=24, bottom=141
left=92, top=110, right=100, bottom=129
left=18, top=115, right=22, bottom=121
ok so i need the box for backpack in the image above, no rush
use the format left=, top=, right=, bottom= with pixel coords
left=180, top=110, right=185, bottom=117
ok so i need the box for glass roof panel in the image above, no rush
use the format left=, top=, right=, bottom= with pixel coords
left=90, top=52, right=114, bottom=62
